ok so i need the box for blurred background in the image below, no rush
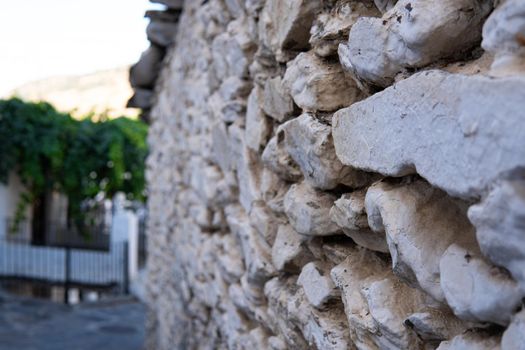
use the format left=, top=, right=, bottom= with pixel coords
left=0, top=0, right=162, bottom=116
left=0, top=1, right=160, bottom=349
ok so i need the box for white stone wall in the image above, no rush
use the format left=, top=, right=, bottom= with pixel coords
left=138, top=0, right=525, bottom=349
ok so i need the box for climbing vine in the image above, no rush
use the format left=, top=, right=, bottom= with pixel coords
left=0, top=98, right=148, bottom=229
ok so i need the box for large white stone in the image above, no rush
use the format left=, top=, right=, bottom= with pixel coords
left=212, top=18, right=256, bottom=81
left=271, top=224, right=314, bottom=272
left=211, top=120, right=235, bottom=173
left=362, top=277, right=429, bottom=350
left=235, top=139, right=264, bottom=212
left=333, top=70, right=525, bottom=200
left=339, top=0, right=492, bottom=87
left=405, top=308, right=470, bottom=343
left=365, top=179, right=475, bottom=302
left=249, top=200, right=283, bottom=245
left=284, top=182, right=340, bottom=236
left=330, top=189, right=389, bottom=253
left=283, top=52, right=364, bottom=112
left=189, top=157, right=237, bottom=208
left=502, top=309, right=525, bottom=350
left=310, top=1, right=379, bottom=57
left=219, top=76, right=252, bottom=101
left=437, top=331, right=502, bottom=350
left=482, top=0, right=525, bottom=75
left=260, top=167, right=290, bottom=215
left=226, top=205, right=276, bottom=285
left=297, top=261, right=339, bottom=309
left=217, top=234, right=245, bottom=284
left=440, top=243, right=522, bottom=326
left=249, top=45, right=283, bottom=86
left=280, top=113, right=373, bottom=190
left=262, top=76, right=297, bottom=122
left=246, top=85, right=272, bottom=152
left=265, top=276, right=353, bottom=350
left=261, top=134, right=303, bottom=183
left=469, top=179, right=525, bottom=292
left=331, top=249, right=426, bottom=350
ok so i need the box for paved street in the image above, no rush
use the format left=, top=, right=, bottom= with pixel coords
left=0, top=292, right=145, bottom=350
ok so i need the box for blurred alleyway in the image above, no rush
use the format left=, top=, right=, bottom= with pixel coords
left=0, top=291, right=145, bottom=350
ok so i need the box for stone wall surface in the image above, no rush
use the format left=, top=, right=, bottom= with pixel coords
left=132, top=0, right=525, bottom=349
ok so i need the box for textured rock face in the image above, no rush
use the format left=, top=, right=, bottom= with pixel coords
left=284, top=182, right=339, bottom=236
left=279, top=113, right=372, bottom=190
left=259, top=0, right=322, bottom=62
left=310, top=1, right=380, bottom=57
left=482, top=0, right=525, bottom=75
left=440, top=243, right=522, bottom=326
left=468, top=179, right=525, bottom=292
left=138, top=0, right=525, bottom=349
left=364, top=179, right=476, bottom=302
left=283, top=52, right=364, bottom=112
left=339, top=0, right=492, bottom=87
left=330, top=189, right=389, bottom=253
left=333, top=70, right=525, bottom=199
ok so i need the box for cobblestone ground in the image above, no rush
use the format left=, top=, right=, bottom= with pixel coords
left=0, top=292, right=145, bottom=350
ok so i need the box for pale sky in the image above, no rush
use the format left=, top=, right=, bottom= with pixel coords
left=0, top=0, right=162, bottom=96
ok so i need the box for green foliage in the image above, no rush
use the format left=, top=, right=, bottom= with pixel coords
left=0, top=98, right=148, bottom=228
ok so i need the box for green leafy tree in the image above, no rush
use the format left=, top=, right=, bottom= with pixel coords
left=0, top=98, right=148, bottom=231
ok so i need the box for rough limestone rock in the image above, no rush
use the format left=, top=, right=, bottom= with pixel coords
left=331, top=249, right=426, bottom=350
left=333, top=70, right=525, bottom=199
left=139, top=0, right=525, bottom=348
left=280, top=113, right=372, bottom=190
left=283, top=52, right=364, bottom=112
left=211, top=121, right=235, bottom=173
left=261, top=134, right=303, bottom=183
left=482, top=0, right=525, bottom=75
left=226, top=205, right=276, bottom=285
left=130, top=45, right=165, bottom=88
left=405, top=308, right=470, bottom=343
left=249, top=45, right=283, bottom=86
left=339, top=0, right=492, bottom=87
left=365, top=179, right=475, bottom=302
left=146, top=11, right=180, bottom=47
left=217, top=235, right=245, bottom=284
left=468, top=179, right=525, bottom=292
left=297, top=261, right=339, bottom=309
left=440, top=243, right=522, bottom=326
left=246, top=85, right=272, bottom=152
left=437, top=331, right=502, bottom=350
left=126, top=88, right=153, bottom=109
left=236, top=146, right=264, bottom=212
left=259, top=167, right=290, bottom=214
left=258, top=0, right=322, bottom=62
left=284, top=182, right=340, bottom=236
left=249, top=201, right=283, bottom=245
left=374, top=0, right=397, bottom=13
left=330, top=189, right=389, bottom=253
left=265, top=276, right=352, bottom=350
left=262, top=76, right=297, bottom=122
left=310, top=1, right=380, bottom=57
left=502, top=310, right=525, bottom=350
left=271, top=224, right=314, bottom=272
left=212, top=22, right=255, bottom=81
